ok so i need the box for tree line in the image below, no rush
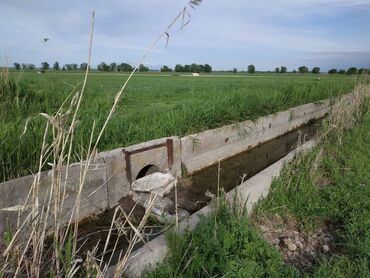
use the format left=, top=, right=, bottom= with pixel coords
left=11, top=62, right=369, bottom=75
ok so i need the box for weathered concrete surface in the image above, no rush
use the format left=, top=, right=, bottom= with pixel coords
left=131, top=172, right=176, bottom=197
left=123, top=137, right=181, bottom=183
left=96, top=148, right=128, bottom=208
left=181, top=100, right=329, bottom=174
left=171, top=119, right=322, bottom=214
left=107, top=140, right=317, bottom=277
left=0, top=136, right=182, bottom=236
left=0, top=163, right=108, bottom=236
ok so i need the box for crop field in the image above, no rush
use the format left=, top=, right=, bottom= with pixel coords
left=0, top=71, right=362, bottom=181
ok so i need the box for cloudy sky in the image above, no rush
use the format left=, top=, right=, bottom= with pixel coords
left=1, top=0, right=370, bottom=71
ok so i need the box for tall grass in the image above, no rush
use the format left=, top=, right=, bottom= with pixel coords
left=0, top=72, right=359, bottom=182
left=253, top=84, right=370, bottom=275
left=1, top=1, right=206, bottom=276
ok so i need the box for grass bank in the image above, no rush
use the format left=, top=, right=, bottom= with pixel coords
left=0, top=71, right=360, bottom=181
left=149, top=91, right=370, bottom=277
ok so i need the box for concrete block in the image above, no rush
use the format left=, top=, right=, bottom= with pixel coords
left=131, top=172, right=176, bottom=197
left=96, top=148, right=129, bottom=208
left=0, top=162, right=108, bottom=236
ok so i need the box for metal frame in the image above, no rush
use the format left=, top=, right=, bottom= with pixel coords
left=122, top=139, right=174, bottom=184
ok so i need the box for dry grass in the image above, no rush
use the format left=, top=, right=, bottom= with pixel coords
left=1, top=1, right=202, bottom=276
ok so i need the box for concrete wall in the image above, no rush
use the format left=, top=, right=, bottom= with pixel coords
left=0, top=163, right=108, bottom=236
left=0, top=136, right=182, bottom=235
left=180, top=99, right=330, bottom=174
left=96, top=136, right=181, bottom=207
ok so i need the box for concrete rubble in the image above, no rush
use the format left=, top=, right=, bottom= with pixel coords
left=130, top=172, right=188, bottom=223
left=131, top=172, right=176, bottom=197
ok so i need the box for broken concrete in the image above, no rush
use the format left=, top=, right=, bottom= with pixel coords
left=129, top=191, right=174, bottom=217
left=131, top=172, right=176, bottom=197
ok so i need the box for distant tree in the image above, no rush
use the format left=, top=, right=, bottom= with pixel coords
left=346, top=67, right=357, bottom=75
left=232, top=68, right=237, bottom=74
left=247, top=64, right=255, bottom=74
left=204, top=64, right=212, bottom=73
left=53, top=61, right=60, bottom=70
left=41, top=62, right=49, bottom=72
left=298, top=66, right=309, bottom=74
left=183, top=65, right=191, bottom=72
left=71, top=63, right=78, bottom=70
left=197, top=64, right=205, bottom=73
left=175, top=64, right=184, bottom=72
left=328, top=68, right=337, bottom=74
left=338, top=69, right=346, bottom=74
left=160, top=65, right=172, bottom=72
left=41, top=62, right=50, bottom=71
left=312, top=67, right=320, bottom=74
left=110, top=63, right=117, bottom=71
left=80, top=63, right=88, bottom=70
left=280, top=66, right=287, bottom=73
left=275, top=67, right=280, bottom=73
left=293, top=69, right=297, bottom=73
left=119, top=63, right=133, bottom=72
left=13, top=63, right=21, bottom=70
left=248, top=65, right=256, bottom=73
left=358, top=68, right=369, bottom=75
left=21, top=63, right=27, bottom=70
left=190, top=63, right=198, bottom=73
left=139, top=64, right=149, bottom=72
left=97, top=62, right=109, bottom=71
left=64, top=64, right=72, bottom=71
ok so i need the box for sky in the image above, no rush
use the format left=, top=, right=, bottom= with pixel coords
left=1, top=0, right=370, bottom=71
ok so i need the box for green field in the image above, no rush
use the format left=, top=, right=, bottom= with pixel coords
left=0, top=71, right=362, bottom=181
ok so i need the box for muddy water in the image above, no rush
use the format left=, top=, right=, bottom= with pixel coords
left=168, top=118, right=323, bottom=213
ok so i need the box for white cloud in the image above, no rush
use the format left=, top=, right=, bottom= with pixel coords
left=1, top=0, right=370, bottom=70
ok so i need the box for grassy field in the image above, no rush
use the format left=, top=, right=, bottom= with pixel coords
left=150, top=94, right=370, bottom=277
left=0, top=70, right=361, bottom=181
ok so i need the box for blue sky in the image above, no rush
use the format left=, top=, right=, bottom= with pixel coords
left=1, top=0, right=370, bottom=71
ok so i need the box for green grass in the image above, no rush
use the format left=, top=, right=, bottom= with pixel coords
left=253, top=102, right=370, bottom=276
left=0, top=70, right=362, bottom=181
left=148, top=200, right=299, bottom=277
left=149, top=99, right=369, bottom=277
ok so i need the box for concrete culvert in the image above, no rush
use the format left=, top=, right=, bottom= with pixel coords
left=136, top=164, right=161, bottom=180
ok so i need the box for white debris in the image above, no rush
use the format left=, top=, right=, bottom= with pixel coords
left=131, top=172, right=176, bottom=197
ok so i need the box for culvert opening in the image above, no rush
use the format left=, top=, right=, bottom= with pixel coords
left=136, top=164, right=161, bottom=180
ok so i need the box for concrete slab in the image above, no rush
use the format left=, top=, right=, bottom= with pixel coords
left=96, top=148, right=129, bottom=208
left=131, top=172, right=176, bottom=197
left=0, top=163, right=108, bottom=236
